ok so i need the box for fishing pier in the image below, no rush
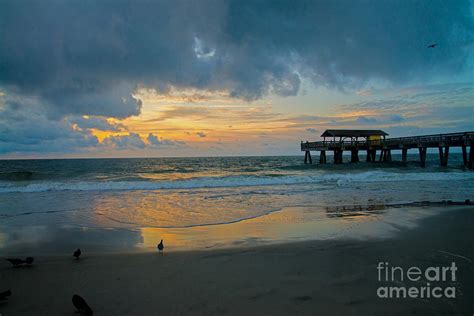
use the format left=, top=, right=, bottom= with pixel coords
left=301, top=130, right=474, bottom=169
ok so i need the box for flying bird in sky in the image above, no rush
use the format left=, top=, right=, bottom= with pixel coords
left=427, top=43, right=438, bottom=48
left=72, top=294, right=93, bottom=315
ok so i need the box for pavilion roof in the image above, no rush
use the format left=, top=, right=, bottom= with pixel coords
left=320, top=129, right=388, bottom=137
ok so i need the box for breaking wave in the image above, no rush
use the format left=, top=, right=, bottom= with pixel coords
left=0, top=170, right=473, bottom=193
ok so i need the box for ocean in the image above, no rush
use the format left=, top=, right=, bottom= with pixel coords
left=1, top=154, right=473, bottom=254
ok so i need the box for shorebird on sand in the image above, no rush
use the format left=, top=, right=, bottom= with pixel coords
left=0, top=289, right=12, bottom=301
left=6, top=258, right=24, bottom=267
left=73, top=248, right=82, bottom=259
left=6, top=257, right=34, bottom=267
left=72, top=294, right=93, bottom=315
left=157, top=240, right=164, bottom=253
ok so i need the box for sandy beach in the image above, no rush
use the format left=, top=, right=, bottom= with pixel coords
left=1, top=206, right=472, bottom=315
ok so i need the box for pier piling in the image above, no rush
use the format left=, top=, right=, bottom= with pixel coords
left=350, top=149, right=359, bottom=163
left=462, top=145, right=468, bottom=166
left=319, top=150, right=326, bottom=164
left=366, top=149, right=376, bottom=162
left=304, top=151, right=312, bottom=164
left=334, top=149, right=343, bottom=164
left=384, top=149, right=392, bottom=162
left=438, top=146, right=449, bottom=166
left=402, top=148, right=408, bottom=162
left=469, top=142, right=473, bottom=170
left=418, top=147, right=427, bottom=168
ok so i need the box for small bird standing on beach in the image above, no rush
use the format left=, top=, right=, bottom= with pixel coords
left=157, top=240, right=164, bottom=253
left=25, top=257, right=34, bottom=265
left=6, top=258, right=24, bottom=267
left=6, top=257, right=34, bottom=267
left=0, top=289, right=12, bottom=301
left=72, top=294, right=93, bottom=315
left=73, top=248, right=82, bottom=259
left=427, top=43, right=437, bottom=48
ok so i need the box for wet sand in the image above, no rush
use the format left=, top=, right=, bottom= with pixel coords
left=1, top=202, right=467, bottom=255
left=1, top=206, right=473, bottom=315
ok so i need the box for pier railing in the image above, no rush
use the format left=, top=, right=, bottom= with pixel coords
left=382, top=132, right=474, bottom=146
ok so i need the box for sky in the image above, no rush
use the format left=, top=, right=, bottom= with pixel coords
left=0, top=0, right=473, bottom=158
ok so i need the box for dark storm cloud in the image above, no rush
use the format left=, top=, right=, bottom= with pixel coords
left=147, top=133, right=184, bottom=146
left=1, top=0, right=472, bottom=116
left=0, top=0, right=226, bottom=118
left=101, top=133, right=146, bottom=150
left=0, top=93, right=182, bottom=154
left=69, top=116, right=126, bottom=132
left=100, top=133, right=183, bottom=150
left=0, top=99, right=99, bottom=154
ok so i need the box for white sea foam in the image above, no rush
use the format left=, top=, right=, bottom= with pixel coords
left=0, top=171, right=473, bottom=193
left=335, top=170, right=474, bottom=186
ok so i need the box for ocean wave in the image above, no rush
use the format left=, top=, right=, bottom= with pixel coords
left=335, top=170, right=474, bottom=186
left=0, top=171, right=34, bottom=181
left=0, top=175, right=324, bottom=193
left=99, top=207, right=284, bottom=229
left=0, top=171, right=472, bottom=193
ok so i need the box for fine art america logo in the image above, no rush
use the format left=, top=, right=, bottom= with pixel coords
left=377, top=261, right=457, bottom=299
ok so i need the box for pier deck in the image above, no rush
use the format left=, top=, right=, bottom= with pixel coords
left=301, top=131, right=474, bottom=168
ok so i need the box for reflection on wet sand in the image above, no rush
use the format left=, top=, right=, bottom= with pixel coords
left=88, top=189, right=295, bottom=228
left=137, top=204, right=452, bottom=252
left=0, top=225, right=144, bottom=255
left=325, top=204, right=387, bottom=219
left=324, top=200, right=474, bottom=220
